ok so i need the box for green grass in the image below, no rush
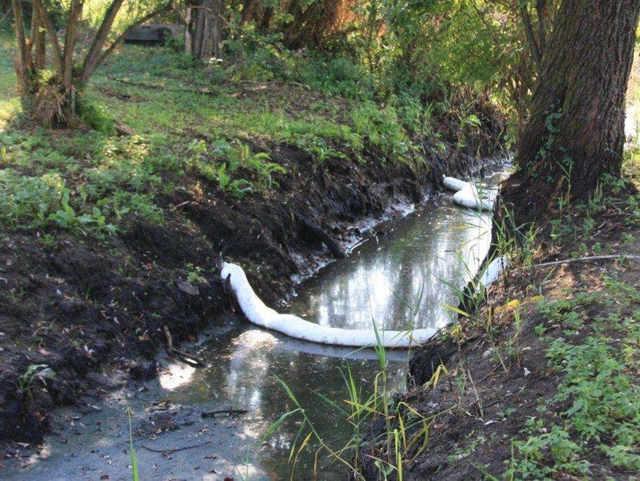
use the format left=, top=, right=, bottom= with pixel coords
left=266, top=319, right=436, bottom=480
left=0, top=23, right=444, bottom=237
left=0, top=22, right=19, bottom=128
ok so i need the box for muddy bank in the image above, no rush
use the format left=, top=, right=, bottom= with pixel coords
left=0, top=101, right=504, bottom=451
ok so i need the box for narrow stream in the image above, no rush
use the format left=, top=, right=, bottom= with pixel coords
left=288, top=188, right=493, bottom=333
left=7, top=169, right=507, bottom=481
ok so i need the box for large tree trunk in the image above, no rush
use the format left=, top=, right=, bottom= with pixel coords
left=188, top=0, right=224, bottom=61
left=500, top=0, right=640, bottom=226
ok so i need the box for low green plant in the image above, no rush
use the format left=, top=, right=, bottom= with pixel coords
left=47, top=189, right=117, bottom=235
left=186, top=263, right=207, bottom=284
left=77, top=97, right=116, bottom=135
left=499, top=304, right=524, bottom=365
left=0, top=171, right=65, bottom=229
left=127, top=408, right=140, bottom=481
left=508, top=283, right=640, bottom=478
left=188, top=139, right=285, bottom=197
left=493, top=207, right=538, bottom=267
left=294, top=134, right=348, bottom=168
left=350, top=101, right=412, bottom=162
left=18, top=364, right=56, bottom=395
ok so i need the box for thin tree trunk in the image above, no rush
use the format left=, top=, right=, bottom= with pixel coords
left=32, top=0, right=64, bottom=77
left=240, top=0, right=254, bottom=24
left=200, top=4, right=214, bottom=59
left=500, top=0, right=640, bottom=226
left=260, top=7, right=274, bottom=30
left=63, top=0, right=84, bottom=92
left=194, top=5, right=205, bottom=59
left=11, top=0, right=29, bottom=95
left=81, top=0, right=125, bottom=85
left=12, top=0, right=173, bottom=127
left=535, top=0, right=547, bottom=54
left=190, top=0, right=224, bottom=61
left=519, top=1, right=541, bottom=70
left=31, top=8, right=46, bottom=70
left=185, top=7, right=193, bottom=56
left=210, top=0, right=223, bottom=59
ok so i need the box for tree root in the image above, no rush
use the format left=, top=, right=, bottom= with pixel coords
left=526, top=254, right=640, bottom=269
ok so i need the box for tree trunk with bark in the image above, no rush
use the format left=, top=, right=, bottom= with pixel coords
left=187, top=0, right=224, bottom=61
left=500, top=0, right=640, bottom=226
left=283, top=0, right=354, bottom=50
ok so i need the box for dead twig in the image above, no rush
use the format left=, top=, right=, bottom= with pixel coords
left=201, top=408, right=250, bottom=418
left=466, top=369, right=484, bottom=420
left=227, top=79, right=310, bottom=90
left=476, top=364, right=502, bottom=384
left=106, top=75, right=218, bottom=96
left=525, top=254, right=640, bottom=269
left=140, top=440, right=211, bottom=454
left=163, top=325, right=206, bottom=367
left=171, top=200, right=190, bottom=211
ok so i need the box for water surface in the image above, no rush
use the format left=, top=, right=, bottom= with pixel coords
left=288, top=190, right=495, bottom=333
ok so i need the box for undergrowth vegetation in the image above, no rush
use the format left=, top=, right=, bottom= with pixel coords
left=272, top=325, right=432, bottom=479
left=507, top=275, right=640, bottom=478
left=435, top=170, right=640, bottom=479
left=313, top=166, right=640, bottom=479
left=499, top=172, right=640, bottom=479
left=0, top=15, right=502, bottom=237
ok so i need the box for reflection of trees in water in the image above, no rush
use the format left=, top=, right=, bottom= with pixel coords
left=212, top=329, right=400, bottom=458
left=180, top=329, right=402, bottom=476
left=293, top=203, right=492, bottom=333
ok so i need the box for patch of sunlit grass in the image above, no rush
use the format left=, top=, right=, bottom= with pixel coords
left=623, top=144, right=640, bottom=189
left=0, top=99, right=20, bottom=130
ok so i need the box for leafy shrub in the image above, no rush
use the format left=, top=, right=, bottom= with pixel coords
left=0, top=171, right=65, bottom=229
left=509, top=290, right=640, bottom=478
left=0, top=171, right=118, bottom=234
left=351, top=101, right=411, bottom=160
left=188, top=139, right=286, bottom=198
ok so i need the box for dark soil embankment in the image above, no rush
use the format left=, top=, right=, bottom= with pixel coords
left=0, top=100, right=505, bottom=448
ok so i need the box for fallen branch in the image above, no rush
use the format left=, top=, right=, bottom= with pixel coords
left=476, top=364, right=502, bottom=384
left=466, top=368, right=484, bottom=420
left=201, top=408, right=250, bottom=418
left=228, top=79, right=310, bottom=90
left=163, top=325, right=206, bottom=367
left=106, top=75, right=218, bottom=96
left=526, top=254, right=640, bottom=269
left=140, top=440, right=211, bottom=454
